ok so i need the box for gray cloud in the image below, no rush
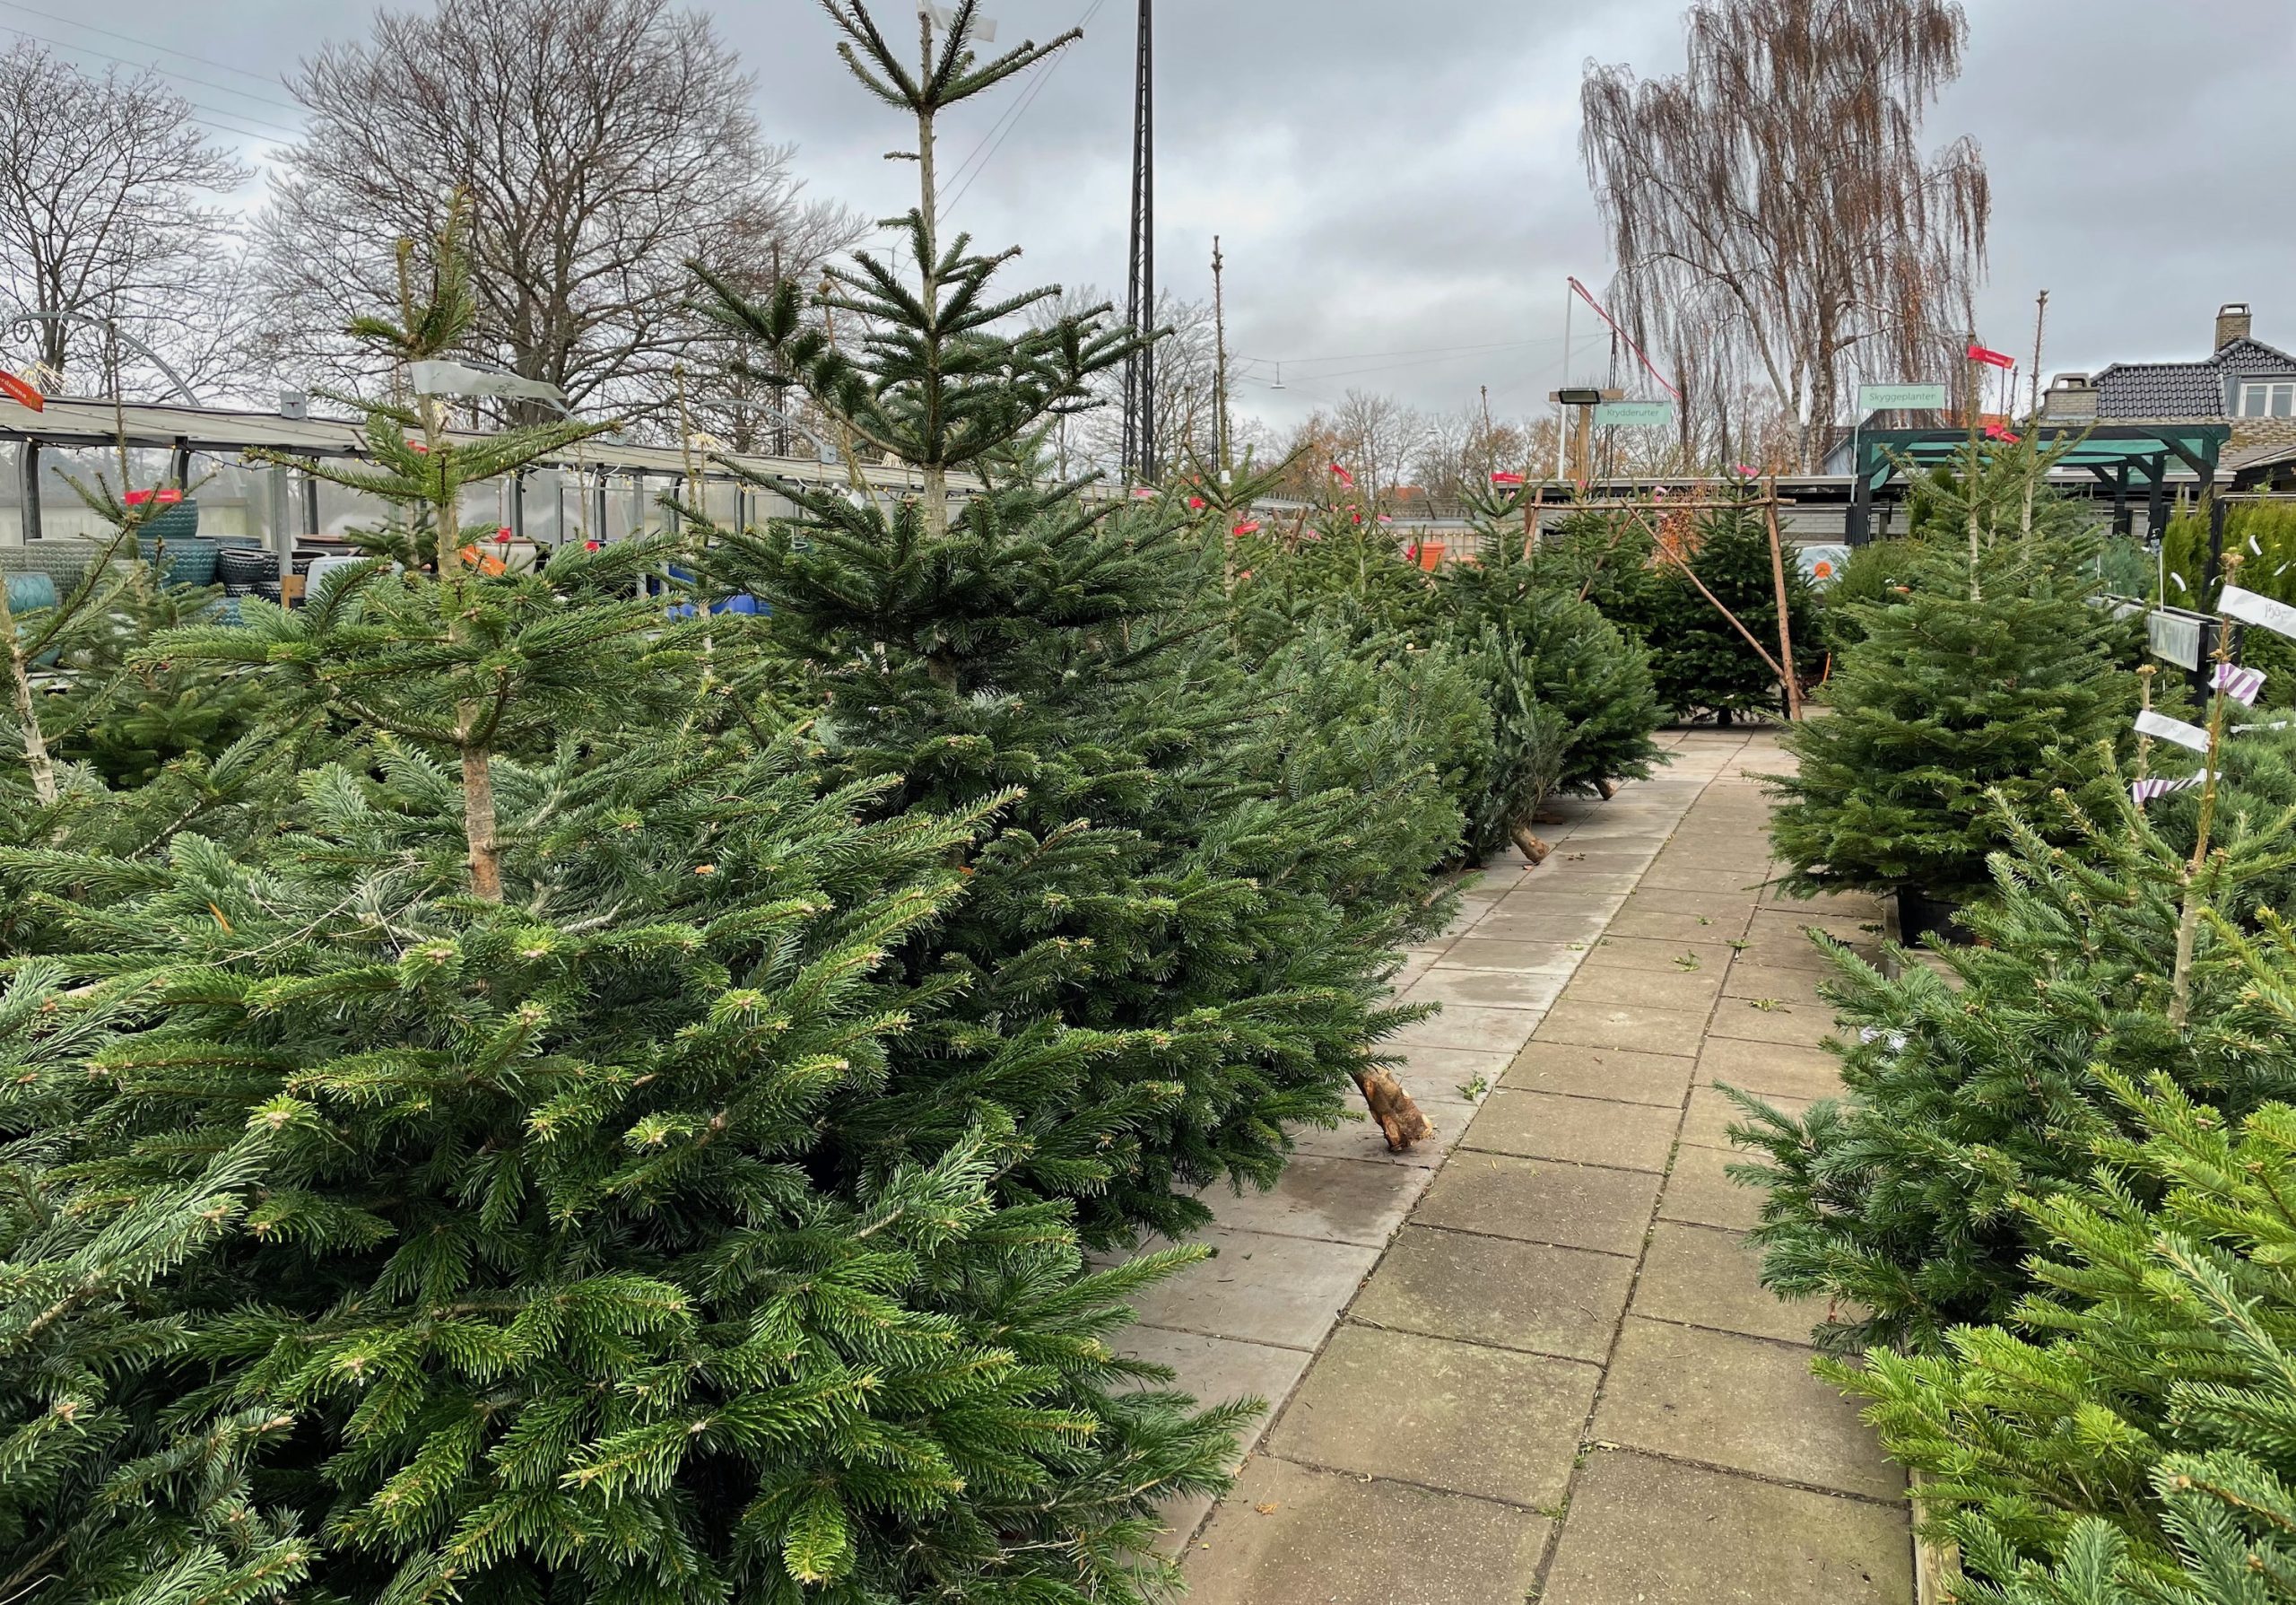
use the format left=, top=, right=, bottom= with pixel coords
left=19, top=0, right=2296, bottom=427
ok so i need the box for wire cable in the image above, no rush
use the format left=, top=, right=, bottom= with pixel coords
left=0, top=22, right=305, bottom=138
left=939, top=0, right=1106, bottom=213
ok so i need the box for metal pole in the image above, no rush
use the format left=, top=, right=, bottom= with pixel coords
left=1211, top=234, right=1230, bottom=478
left=1119, top=0, right=1155, bottom=485
left=267, top=464, right=290, bottom=569
left=1555, top=282, right=1572, bottom=482
left=18, top=441, right=39, bottom=544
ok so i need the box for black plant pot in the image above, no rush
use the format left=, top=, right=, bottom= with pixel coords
left=1895, top=886, right=1969, bottom=946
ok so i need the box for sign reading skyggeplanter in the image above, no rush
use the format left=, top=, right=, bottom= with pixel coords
left=1857, top=383, right=1949, bottom=411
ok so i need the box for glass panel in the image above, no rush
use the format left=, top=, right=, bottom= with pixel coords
left=2277, top=384, right=2295, bottom=419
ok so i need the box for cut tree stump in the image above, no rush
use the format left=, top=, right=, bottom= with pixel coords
left=1352, top=1069, right=1434, bottom=1151
left=1595, top=777, right=1618, bottom=800
left=1510, top=824, right=1552, bottom=865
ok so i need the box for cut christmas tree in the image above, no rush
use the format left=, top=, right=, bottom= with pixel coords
left=688, top=3, right=1453, bottom=1224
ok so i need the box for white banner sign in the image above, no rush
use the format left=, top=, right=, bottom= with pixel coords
left=2221, top=585, right=2296, bottom=643
left=1858, top=383, right=1949, bottom=411
left=410, top=360, right=569, bottom=413
left=2136, top=709, right=2213, bottom=754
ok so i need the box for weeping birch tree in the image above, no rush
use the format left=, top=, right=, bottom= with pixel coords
left=1580, top=0, right=1990, bottom=471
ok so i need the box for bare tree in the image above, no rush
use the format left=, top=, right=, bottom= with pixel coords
left=0, top=42, right=247, bottom=397
left=249, top=0, right=858, bottom=427
left=1581, top=0, right=1989, bottom=470
left=1331, top=388, right=1428, bottom=505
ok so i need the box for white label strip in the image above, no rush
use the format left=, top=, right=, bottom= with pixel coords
left=2136, top=709, right=2213, bottom=753
left=2221, top=585, right=2296, bottom=642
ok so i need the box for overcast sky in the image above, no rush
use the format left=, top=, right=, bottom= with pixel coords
left=22, top=0, right=2296, bottom=428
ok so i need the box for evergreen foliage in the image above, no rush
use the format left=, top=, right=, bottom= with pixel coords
left=1638, top=498, right=1822, bottom=724
left=1735, top=747, right=2296, bottom=1354
left=1830, top=1073, right=2296, bottom=1604
left=1770, top=532, right=2138, bottom=905
left=1437, top=519, right=1665, bottom=799
left=689, top=4, right=1450, bottom=1244
left=0, top=122, right=1253, bottom=1600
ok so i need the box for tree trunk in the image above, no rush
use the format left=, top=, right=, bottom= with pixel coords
left=0, top=575, right=57, bottom=805
left=1510, top=824, right=1552, bottom=865
left=1352, top=1068, right=1434, bottom=1152
left=460, top=738, right=503, bottom=903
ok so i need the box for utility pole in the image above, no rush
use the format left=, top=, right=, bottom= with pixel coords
left=1119, top=0, right=1155, bottom=486
left=1211, top=234, right=1231, bottom=478
left=2027, top=289, right=2048, bottom=419
left=770, top=240, right=789, bottom=457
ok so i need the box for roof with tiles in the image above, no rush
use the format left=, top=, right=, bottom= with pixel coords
left=2094, top=336, right=2296, bottom=420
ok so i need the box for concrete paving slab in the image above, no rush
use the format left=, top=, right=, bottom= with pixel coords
left=1658, top=1139, right=1767, bottom=1232
left=1536, top=998, right=1716, bottom=1057
left=1593, top=1318, right=1905, bottom=1500
left=1704, top=995, right=1840, bottom=1045
left=1414, top=1151, right=1660, bottom=1255
left=1683, top=1085, right=1812, bottom=1151
left=1404, top=964, right=1571, bottom=1012
left=1471, top=909, right=1620, bottom=947
left=1436, top=937, right=1586, bottom=973
left=1500, top=1042, right=1697, bottom=1108
left=1126, top=1227, right=1380, bottom=1349
left=1390, top=1003, right=1544, bottom=1055
left=1540, top=1451, right=1910, bottom=1605
left=1201, top=1155, right=1432, bottom=1247
left=1719, top=964, right=1836, bottom=1005
left=1268, top=1325, right=1598, bottom=1507
left=1620, top=885, right=1767, bottom=919
left=1183, top=1456, right=1552, bottom=1605
left=1579, top=935, right=1738, bottom=973
left=1631, top=1221, right=1823, bottom=1346
left=1604, top=906, right=1745, bottom=945
left=1287, top=1111, right=1469, bottom=1168
left=1700, top=1037, right=1844, bottom=1101
left=1351, top=1225, right=1635, bottom=1360
left=1558, top=963, right=1725, bottom=1011
left=1462, top=1088, right=1681, bottom=1173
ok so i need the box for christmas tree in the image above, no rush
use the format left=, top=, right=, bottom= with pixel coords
left=1769, top=528, right=2137, bottom=910
left=1436, top=515, right=1664, bottom=800
left=689, top=3, right=1453, bottom=1232
left=1831, top=1075, right=2296, bottom=1604
left=0, top=190, right=1248, bottom=1602
left=1735, top=728, right=2296, bottom=1353
left=1638, top=493, right=1821, bottom=723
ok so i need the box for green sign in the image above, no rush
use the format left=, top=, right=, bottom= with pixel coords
left=1857, top=383, right=1949, bottom=411
left=1593, top=400, right=1674, bottom=428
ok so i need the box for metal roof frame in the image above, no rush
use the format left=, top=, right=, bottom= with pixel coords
left=1846, top=423, right=2231, bottom=545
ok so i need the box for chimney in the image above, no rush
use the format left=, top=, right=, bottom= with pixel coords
left=2043, top=372, right=2097, bottom=420
left=2217, top=301, right=2254, bottom=349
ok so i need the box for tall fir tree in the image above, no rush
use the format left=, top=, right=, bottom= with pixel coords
left=0, top=186, right=1248, bottom=1603
left=1770, top=526, right=2137, bottom=909
left=689, top=2, right=1453, bottom=1235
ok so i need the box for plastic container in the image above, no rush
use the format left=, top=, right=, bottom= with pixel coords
left=6, top=572, right=57, bottom=614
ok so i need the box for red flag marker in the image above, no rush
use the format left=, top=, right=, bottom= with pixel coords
left=1967, top=342, right=2015, bottom=370
left=1328, top=462, right=1355, bottom=487
left=1491, top=471, right=1525, bottom=487
left=0, top=371, right=44, bottom=411
left=1231, top=520, right=1261, bottom=536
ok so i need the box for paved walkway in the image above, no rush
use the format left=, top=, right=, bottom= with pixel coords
left=1123, top=728, right=1911, bottom=1604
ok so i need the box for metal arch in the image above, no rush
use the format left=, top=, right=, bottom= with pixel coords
left=5, top=309, right=203, bottom=406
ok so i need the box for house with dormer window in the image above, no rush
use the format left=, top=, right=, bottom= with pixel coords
left=2042, top=303, right=2296, bottom=464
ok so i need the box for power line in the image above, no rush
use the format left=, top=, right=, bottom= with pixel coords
left=0, top=0, right=303, bottom=104
left=1235, top=335, right=1564, bottom=369
left=939, top=0, right=1107, bottom=214
left=0, top=20, right=308, bottom=138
